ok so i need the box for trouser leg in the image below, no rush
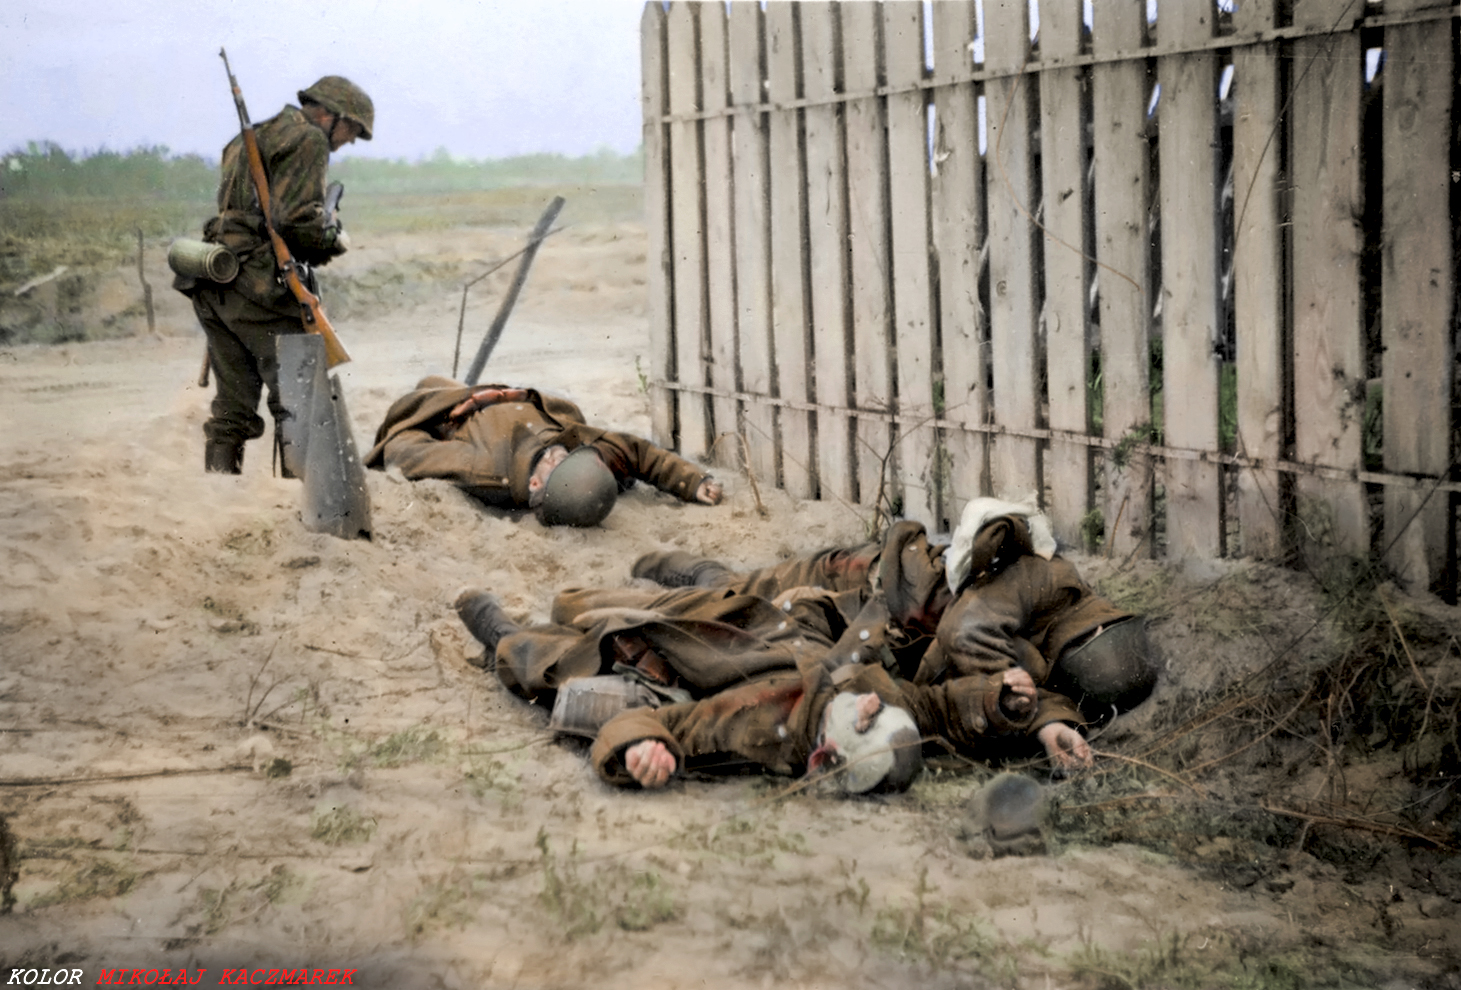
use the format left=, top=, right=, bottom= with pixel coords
left=192, top=289, right=302, bottom=473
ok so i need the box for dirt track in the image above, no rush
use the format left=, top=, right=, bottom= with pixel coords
left=1, top=221, right=1457, bottom=989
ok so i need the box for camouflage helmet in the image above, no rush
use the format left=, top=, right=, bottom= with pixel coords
left=1049, top=616, right=1157, bottom=720
left=535, top=447, right=618, bottom=527
left=298, top=76, right=374, bottom=140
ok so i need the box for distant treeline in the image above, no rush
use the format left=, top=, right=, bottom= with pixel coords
left=0, top=142, right=644, bottom=200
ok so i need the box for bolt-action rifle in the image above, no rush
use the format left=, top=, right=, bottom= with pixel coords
left=219, top=47, right=350, bottom=367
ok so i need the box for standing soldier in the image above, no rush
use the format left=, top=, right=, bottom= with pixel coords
left=175, top=75, right=374, bottom=474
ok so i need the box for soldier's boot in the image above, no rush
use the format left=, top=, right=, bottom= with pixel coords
left=205, top=439, right=244, bottom=475
left=454, top=588, right=522, bottom=667
left=630, top=550, right=734, bottom=589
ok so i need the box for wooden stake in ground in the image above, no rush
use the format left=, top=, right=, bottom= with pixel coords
left=462, top=196, right=566, bottom=386
left=136, top=229, right=156, bottom=335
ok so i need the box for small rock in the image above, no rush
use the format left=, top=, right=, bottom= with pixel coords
left=1419, top=896, right=1454, bottom=919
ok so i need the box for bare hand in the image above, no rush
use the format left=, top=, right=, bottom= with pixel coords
left=696, top=478, right=723, bottom=505
left=1037, top=722, right=1092, bottom=770
left=1000, top=667, right=1037, bottom=717
left=624, top=739, right=677, bottom=789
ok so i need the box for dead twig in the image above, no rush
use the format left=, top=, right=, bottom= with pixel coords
left=1090, top=749, right=1207, bottom=798
left=1, top=765, right=253, bottom=788
left=1260, top=802, right=1454, bottom=850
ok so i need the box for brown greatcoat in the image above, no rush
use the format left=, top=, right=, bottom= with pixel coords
left=364, top=377, right=710, bottom=509
left=589, top=651, right=1036, bottom=789
left=665, top=516, right=1129, bottom=726
left=491, top=584, right=847, bottom=705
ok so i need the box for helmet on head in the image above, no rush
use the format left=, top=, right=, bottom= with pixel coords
left=534, top=447, right=618, bottom=527
left=812, top=693, right=924, bottom=795
left=298, top=76, right=375, bottom=140
left=1048, top=616, right=1157, bottom=720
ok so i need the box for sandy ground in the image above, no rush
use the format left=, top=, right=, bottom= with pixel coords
left=1, top=220, right=1458, bottom=989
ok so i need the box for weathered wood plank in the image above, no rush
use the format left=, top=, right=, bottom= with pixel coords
left=667, top=2, right=710, bottom=458
left=1158, top=7, right=1223, bottom=560
left=767, top=2, right=814, bottom=498
left=1290, top=30, right=1368, bottom=557
left=842, top=2, right=896, bottom=514
left=1090, top=0, right=1154, bottom=558
left=728, top=2, right=777, bottom=492
left=1381, top=17, right=1453, bottom=591
left=801, top=1, right=853, bottom=504
left=884, top=0, right=937, bottom=527
left=1037, top=0, right=1092, bottom=547
left=1231, top=0, right=1285, bottom=558
left=931, top=0, right=987, bottom=528
left=983, top=0, right=1041, bottom=506
left=699, top=3, right=738, bottom=463
left=641, top=3, right=674, bottom=448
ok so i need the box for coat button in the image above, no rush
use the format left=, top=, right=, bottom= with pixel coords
left=973, top=715, right=986, bottom=732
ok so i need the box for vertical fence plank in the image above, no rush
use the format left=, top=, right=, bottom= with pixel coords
left=767, top=2, right=815, bottom=498
left=983, top=0, right=1041, bottom=506
left=728, top=3, right=777, bottom=492
left=699, top=3, right=738, bottom=462
left=843, top=2, right=896, bottom=513
left=667, top=2, right=710, bottom=458
left=1290, top=11, right=1368, bottom=558
left=1381, top=14, right=1454, bottom=591
left=1038, top=0, right=1092, bottom=547
left=641, top=3, right=674, bottom=448
left=932, top=0, right=987, bottom=528
left=802, top=1, right=853, bottom=504
left=884, top=0, right=937, bottom=526
left=1158, top=4, right=1223, bottom=560
left=1090, top=0, right=1154, bottom=558
left=1231, top=0, right=1285, bottom=559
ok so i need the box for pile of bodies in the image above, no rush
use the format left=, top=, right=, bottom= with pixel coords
left=454, top=498, right=1156, bottom=798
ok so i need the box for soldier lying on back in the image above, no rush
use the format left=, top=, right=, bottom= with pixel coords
left=366, top=378, right=722, bottom=526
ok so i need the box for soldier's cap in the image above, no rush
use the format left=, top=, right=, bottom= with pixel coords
left=809, top=692, right=923, bottom=795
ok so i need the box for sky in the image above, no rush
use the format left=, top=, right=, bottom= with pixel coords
left=1, top=0, right=649, bottom=162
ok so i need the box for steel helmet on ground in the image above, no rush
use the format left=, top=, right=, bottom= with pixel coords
left=1048, top=615, right=1157, bottom=719
left=535, top=446, right=618, bottom=527
left=298, top=76, right=374, bottom=140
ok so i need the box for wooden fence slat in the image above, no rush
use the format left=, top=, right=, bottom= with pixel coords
left=667, top=2, right=710, bottom=459
left=1038, top=0, right=1092, bottom=548
left=801, top=1, right=853, bottom=504
left=931, top=0, right=987, bottom=529
left=1291, top=28, right=1368, bottom=558
left=1232, top=0, right=1285, bottom=558
left=884, top=0, right=938, bottom=527
left=1381, top=18, right=1454, bottom=591
left=1091, top=0, right=1154, bottom=558
left=983, top=0, right=1041, bottom=506
left=767, top=2, right=815, bottom=498
left=641, top=3, right=674, bottom=448
left=1158, top=9, right=1224, bottom=560
left=699, top=3, right=738, bottom=464
left=728, top=3, right=777, bottom=492
left=842, top=2, right=896, bottom=512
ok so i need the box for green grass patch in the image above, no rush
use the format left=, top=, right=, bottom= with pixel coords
left=310, top=805, right=377, bottom=845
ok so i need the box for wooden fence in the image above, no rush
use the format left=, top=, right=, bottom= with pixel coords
left=639, top=0, right=1458, bottom=599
